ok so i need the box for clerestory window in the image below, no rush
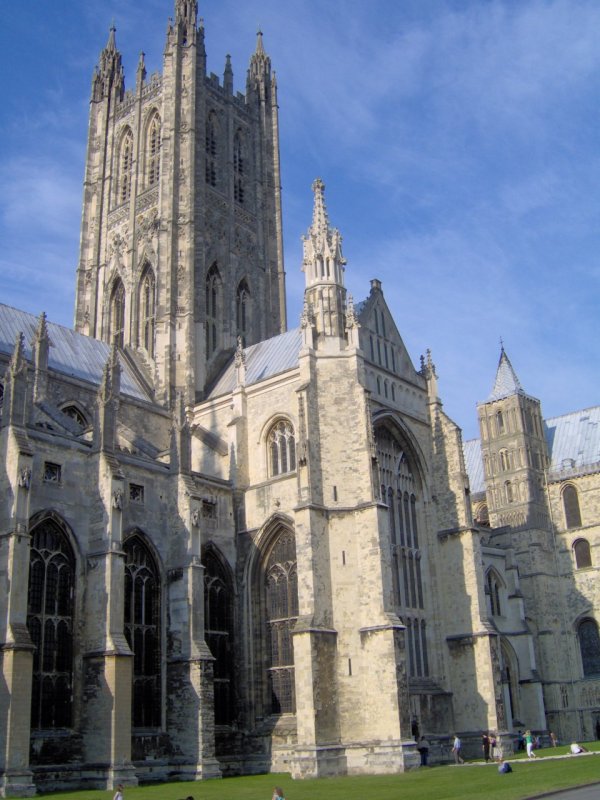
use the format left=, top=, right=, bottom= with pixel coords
left=268, top=419, right=296, bottom=477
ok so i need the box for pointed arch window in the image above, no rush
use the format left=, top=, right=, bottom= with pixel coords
left=61, top=404, right=88, bottom=429
left=265, top=530, right=298, bottom=714
left=236, top=280, right=250, bottom=345
left=110, top=278, right=126, bottom=347
left=118, top=128, right=133, bottom=203
left=486, top=570, right=502, bottom=616
left=124, top=534, right=161, bottom=728
left=563, top=484, right=582, bottom=529
left=205, top=112, right=218, bottom=187
left=205, top=264, right=221, bottom=357
left=233, top=129, right=245, bottom=203
left=578, top=618, right=600, bottom=677
left=146, top=112, right=161, bottom=187
left=27, top=517, right=75, bottom=730
left=268, top=419, right=296, bottom=477
left=573, top=538, right=592, bottom=570
left=204, top=550, right=235, bottom=725
left=138, top=266, right=156, bottom=357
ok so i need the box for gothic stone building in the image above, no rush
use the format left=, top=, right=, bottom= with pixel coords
left=1, top=1, right=599, bottom=795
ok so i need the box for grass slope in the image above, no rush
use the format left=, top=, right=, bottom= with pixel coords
left=40, top=751, right=600, bottom=800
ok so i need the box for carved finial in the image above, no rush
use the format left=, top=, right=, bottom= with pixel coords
left=345, top=294, right=359, bottom=329
left=255, top=28, right=264, bottom=53
left=300, top=299, right=314, bottom=329
left=234, top=336, right=246, bottom=368
left=311, top=178, right=329, bottom=234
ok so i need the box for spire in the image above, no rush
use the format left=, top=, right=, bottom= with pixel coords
left=224, top=54, right=233, bottom=93
left=487, top=346, right=524, bottom=402
left=33, top=312, right=51, bottom=403
left=301, top=180, right=348, bottom=344
left=249, top=28, right=272, bottom=86
left=136, top=51, right=146, bottom=87
left=302, top=178, right=346, bottom=289
left=422, top=349, right=440, bottom=404
left=97, top=23, right=124, bottom=98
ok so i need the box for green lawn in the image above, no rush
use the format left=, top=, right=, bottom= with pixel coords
left=39, top=750, right=600, bottom=800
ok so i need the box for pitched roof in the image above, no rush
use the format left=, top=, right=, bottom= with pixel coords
left=486, top=348, right=524, bottom=402
left=0, top=303, right=151, bottom=402
left=207, top=327, right=303, bottom=398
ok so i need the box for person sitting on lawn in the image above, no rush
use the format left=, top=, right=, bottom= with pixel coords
left=498, top=761, right=512, bottom=774
left=570, top=742, right=588, bottom=754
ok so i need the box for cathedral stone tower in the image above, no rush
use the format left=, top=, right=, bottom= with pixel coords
left=75, top=0, right=286, bottom=406
left=477, top=347, right=550, bottom=530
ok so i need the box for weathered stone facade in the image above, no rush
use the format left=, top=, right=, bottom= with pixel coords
left=0, top=1, right=598, bottom=795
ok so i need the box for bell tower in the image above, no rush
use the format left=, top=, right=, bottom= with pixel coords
left=478, top=347, right=550, bottom=529
left=75, top=2, right=286, bottom=406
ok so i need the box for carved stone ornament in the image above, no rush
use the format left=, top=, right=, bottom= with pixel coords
left=18, top=467, right=32, bottom=490
left=112, top=489, right=123, bottom=510
left=191, top=507, right=200, bottom=527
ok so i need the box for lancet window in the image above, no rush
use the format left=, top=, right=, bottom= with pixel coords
left=205, top=112, right=218, bottom=187
left=27, top=517, right=75, bottom=729
left=138, top=266, right=156, bottom=357
left=204, top=549, right=234, bottom=725
left=109, top=278, right=126, bottom=347
left=146, top=112, right=161, bottom=187
left=486, top=569, right=503, bottom=616
left=268, top=419, right=296, bottom=477
left=124, top=534, right=161, bottom=728
left=265, top=530, right=298, bottom=713
left=236, top=280, right=250, bottom=344
left=118, top=128, right=133, bottom=203
left=563, top=484, right=582, bottom=529
left=205, top=264, right=221, bottom=357
left=233, top=129, right=245, bottom=203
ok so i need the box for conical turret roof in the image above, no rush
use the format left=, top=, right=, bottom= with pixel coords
left=487, top=347, right=524, bottom=402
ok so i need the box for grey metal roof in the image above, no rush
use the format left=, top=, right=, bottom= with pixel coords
left=0, top=303, right=151, bottom=402
left=545, top=406, right=600, bottom=472
left=208, top=327, right=302, bottom=398
left=463, top=438, right=486, bottom=494
left=486, top=348, right=524, bottom=402
left=463, top=405, right=600, bottom=492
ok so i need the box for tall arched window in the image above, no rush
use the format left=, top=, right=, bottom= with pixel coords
left=563, top=484, right=582, bottom=529
left=123, top=534, right=161, bottom=728
left=205, top=112, right=218, bottom=187
left=496, top=409, right=505, bottom=435
left=110, top=278, right=126, bottom=347
left=204, top=549, right=234, bottom=725
left=138, top=266, right=156, bottom=357
left=27, top=517, right=75, bottom=729
left=375, top=425, right=428, bottom=676
left=236, top=279, right=250, bottom=344
left=233, top=130, right=244, bottom=203
left=486, top=570, right=502, bottom=616
left=578, top=618, right=600, bottom=677
left=500, top=449, right=510, bottom=471
left=268, top=419, right=296, bottom=477
left=265, top=530, right=298, bottom=714
left=145, top=112, right=161, bottom=187
left=573, top=539, right=592, bottom=570
left=205, top=264, right=221, bottom=357
left=118, top=128, right=133, bottom=203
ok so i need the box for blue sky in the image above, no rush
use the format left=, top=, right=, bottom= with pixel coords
left=0, top=0, right=598, bottom=440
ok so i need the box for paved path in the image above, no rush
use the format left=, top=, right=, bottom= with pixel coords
left=530, top=784, right=600, bottom=800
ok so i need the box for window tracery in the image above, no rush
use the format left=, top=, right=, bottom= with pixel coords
left=204, top=549, right=234, bottom=725
left=139, top=266, right=156, bottom=357
left=376, top=425, right=429, bottom=677
left=205, top=112, right=218, bottom=187
left=124, top=534, right=161, bottom=728
left=110, top=278, right=125, bottom=347
left=268, top=419, right=296, bottom=477
left=27, top=517, right=75, bottom=729
left=265, top=530, right=298, bottom=713
left=146, top=112, right=161, bottom=187
left=118, top=129, right=133, bottom=203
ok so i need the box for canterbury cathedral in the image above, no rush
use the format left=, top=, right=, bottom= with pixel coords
left=1, top=1, right=599, bottom=794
